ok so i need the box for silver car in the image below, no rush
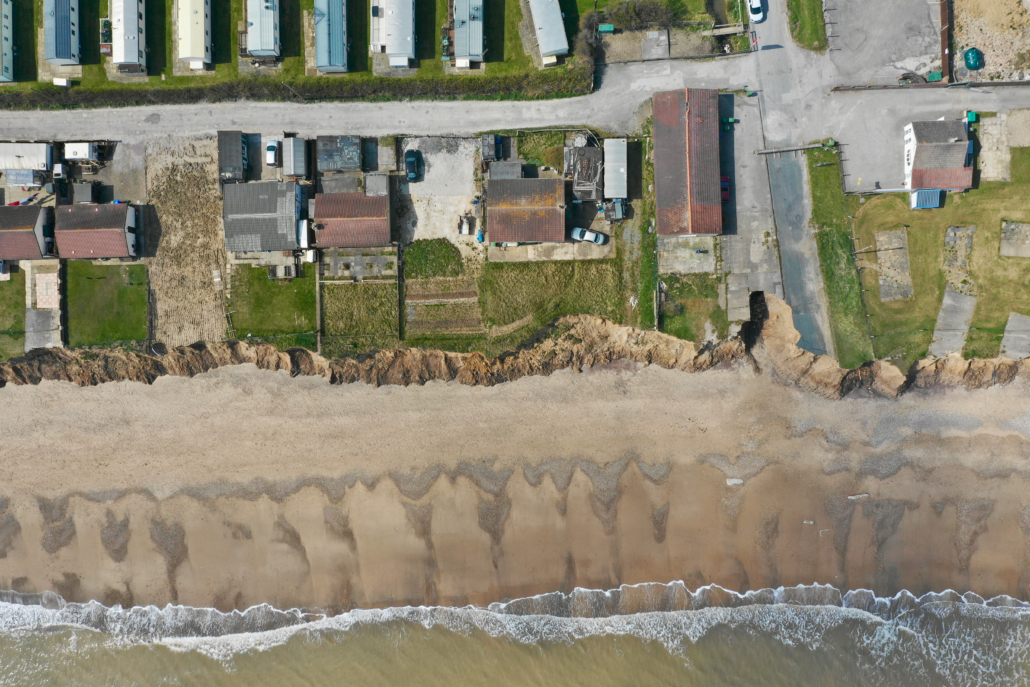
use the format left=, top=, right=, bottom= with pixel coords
left=571, top=227, right=608, bottom=245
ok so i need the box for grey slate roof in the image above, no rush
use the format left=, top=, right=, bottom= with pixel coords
left=910, top=121, right=969, bottom=171
left=223, top=181, right=300, bottom=252
left=218, top=130, right=248, bottom=182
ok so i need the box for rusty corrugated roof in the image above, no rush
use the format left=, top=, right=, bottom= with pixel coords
left=487, top=178, right=565, bottom=243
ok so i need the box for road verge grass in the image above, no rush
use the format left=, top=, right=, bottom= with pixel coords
left=786, top=0, right=827, bottom=52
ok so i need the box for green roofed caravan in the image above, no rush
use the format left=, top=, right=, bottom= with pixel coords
left=314, top=0, right=348, bottom=73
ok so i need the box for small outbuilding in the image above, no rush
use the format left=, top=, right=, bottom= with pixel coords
left=317, top=135, right=362, bottom=172
left=565, top=145, right=603, bottom=202
left=44, top=0, right=80, bottom=66
left=218, top=130, right=249, bottom=184
left=55, top=204, right=137, bottom=259
left=0, top=206, right=53, bottom=260
left=222, top=181, right=302, bottom=253
left=487, top=177, right=565, bottom=243
left=527, top=0, right=568, bottom=65
left=282, top=137, right=308, bottom=178
left=314, top=0, right=348, bottom=72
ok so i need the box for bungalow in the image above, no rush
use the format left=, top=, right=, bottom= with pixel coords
left=222, top=181, right=302, bottom=253
left=527, top=0, right=567, bottom=65
left=653, top=88, right=722, bottom=236
left=0, top=206, right=53, bottom=260
left=314, top=0, right=348, bottom=73
left=112, top=0, right=146, bottom=74
left=178, top=0, right=212, bottom=70
left=312, top=191, right=392, bottom=248
left=487, top=177, right=565, bottom=243
left=0, top=0, right=13, bottom=83
left=247, top=0, right=280, bottom=58
left=453, top=0, right=484, bottom=68
left=43, top=0, right=80, bottom=66
left=370, top=0, right=415, bottom=68
left=903, top=120, right=973, bottom=192
left=54, top=205, right=137, bottom=259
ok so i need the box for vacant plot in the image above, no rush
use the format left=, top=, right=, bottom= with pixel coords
left=0, top=268, right=26, bottom=360
left=65, top=262, right=148, bottom=347
left=479, top=259, right=623, bottom=338
left=321, top=282, right=399, bottom=356
left=805, top=146, right=874, bottom=368
left=659, top=274, right=728, bottom=342
left=854, top=155, right=1030, bottom=366
left=403, top=239, right=465, bottom=279
left=517, top=130, right=565, bottom=168
left=228, top=266, right=317, bottom=345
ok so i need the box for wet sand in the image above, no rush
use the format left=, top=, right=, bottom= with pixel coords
left=1, top=362, right=1030, bottom=611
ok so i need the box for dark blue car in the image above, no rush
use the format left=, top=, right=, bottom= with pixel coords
left=405, top=150, right=422, bottom=182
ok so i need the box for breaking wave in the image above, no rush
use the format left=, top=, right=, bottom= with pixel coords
left=2, top=583, right=1030, bottom=685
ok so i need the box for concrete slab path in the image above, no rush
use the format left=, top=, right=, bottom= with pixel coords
left=928, top=287, right=977, bottom=358
left=1000, top=313, right=1030, bottom=360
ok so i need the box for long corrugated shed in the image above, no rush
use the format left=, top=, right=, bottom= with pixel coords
left=453, top=0, right=484, bottom=64
left=314, top=0, right=348, bottom=72
left=283, top=137, right=307, bottom=178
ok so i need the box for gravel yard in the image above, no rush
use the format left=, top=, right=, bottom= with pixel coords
left=145, top=138, right=229, bottom=348
left=954, top=0, right=1030, bottom=81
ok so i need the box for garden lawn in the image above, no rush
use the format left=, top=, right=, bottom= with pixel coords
left=0, top=267, right=26, bottom=360
left=228, top=265, right=317, bottom=340
left=659, top=274, right=728, bottom=341
left=65, top=262, right=148, bottom=347
left=320, top=282, right=399, bottom=356
left=403, top=239, right=464, bottom=279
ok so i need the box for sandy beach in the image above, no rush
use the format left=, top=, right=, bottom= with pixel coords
left=1, top=360, right=1030, bottom=612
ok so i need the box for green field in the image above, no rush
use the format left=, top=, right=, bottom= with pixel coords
left=65, top=262, right=148, bottom=347
left=804, top=145, right=875, bottom=368
left=786, top=0, right=828, bottom=52
left=659, top=274, right=728, bottom=342
left=227, top=265, right=317, bottom=342
left=0, top=267, right=26, bottom=360
left=853, top=148, right=1030, bottom=369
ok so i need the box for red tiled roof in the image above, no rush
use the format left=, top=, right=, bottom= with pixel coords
left=312, top=193, right=392, bottom=248
left=911, top=167, right=973, bottom=191
left=55, top=205, right=132, bottom=258
left=0, top=207, right=46, bottom=260
left=487, top=178, right=565, bottom=243
left=653, top=88, right=723, bottom=236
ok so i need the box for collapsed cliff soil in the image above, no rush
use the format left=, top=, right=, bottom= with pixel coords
left=1, top=293, right=1028, bottom=398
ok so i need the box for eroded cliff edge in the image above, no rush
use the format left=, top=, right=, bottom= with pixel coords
left=0, top=293, right=1027, bottom=398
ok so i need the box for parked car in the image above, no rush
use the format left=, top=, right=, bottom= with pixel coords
left=265, top=140, right=280, bottom=167
left=748, top=0, right=764, bottom=23
left=405, top=149, right=422, bottom=182
left=571, top=227, right=608, bottom=245
left=721, top=176, right=731, bottom=202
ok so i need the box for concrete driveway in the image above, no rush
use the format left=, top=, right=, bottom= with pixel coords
left=826, top=0, right=941, bottom=83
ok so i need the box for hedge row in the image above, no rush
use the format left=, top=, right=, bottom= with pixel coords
left=0, top=66, right=595, bottom=110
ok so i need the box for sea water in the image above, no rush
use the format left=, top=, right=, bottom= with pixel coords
left=1, top=583, right=1029, bottom=686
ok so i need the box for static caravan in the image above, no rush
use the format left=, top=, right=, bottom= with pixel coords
left=0, top=0, right=13, bottom=82
left=370, top=0, right=414, bottom=68
left=44, top=0, right=81, bottom=66
left=178, top=0, right=212, bottom=70
left=112, top=0, right=146, bottom=74
left=314, top=0, right=348, bottom=73
left=247, top=0, right=280, bottom=58
left=453, top=0, right=483, bottom=68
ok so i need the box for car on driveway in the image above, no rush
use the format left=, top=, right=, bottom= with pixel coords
left=265, top=140, right=279, bottom=167
left=748, top=0, right=764, bottom=23
left=571, top=227, right=608, bottom=245
left=405, top=149, right=422, bottom=182
left=721, top=176, right=731, bottom=202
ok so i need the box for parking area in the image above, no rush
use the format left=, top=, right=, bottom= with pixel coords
left=826, top=0, right=942, bottom=82
left=397, top=137, right=484, bottom=260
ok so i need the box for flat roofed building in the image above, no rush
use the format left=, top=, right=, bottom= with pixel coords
left=178, top=0, right=212, bottom=70
left=44, top=0, right=80, bottom=66
left=314, top=0, right=348, bottom=72
left=604, top=138, right=628, bottom=200
left=218, top=130, right=248, bottom=183
left=0, top=143, right=52, bottom=171
left=312, top=192, right=392, bottom=248
left=222, top=181, right=301, bottom=253
left=653, top=88, right=722, bottom=236
left=316, top=135, right=362, bottom=172
left=247, top=0, right=280, bottom=57
left=55, top=204, right=137, bottom=258
left=370, top=0, right=415, bottom=67
left=527, top=0, right=567, bottom=59
left=487, top=177, right=565, bottom=243
left=453, top=0, right=483, bottom=68
left=282, top=137, right=307, bottom=178
left=112, top=0, right=146, bottom=73
left=0, top=206, right=52, bottom=260
left=0, top=0, right=13, bottom=83
left=903, top=120, right=973, bottom=191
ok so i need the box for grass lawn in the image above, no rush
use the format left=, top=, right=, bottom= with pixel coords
left=485, top=0, right=531, bottom=74
left=853, top=148, right=1030, bottom=368
left=659, top=274, right=728, bottom=341
left=786, top=0, right=828, bottom=52
left=65, top=262, right=148, bottom=347
left=403, top=239, right=464, bottom=279
left=517, top=130, right=565, bottom=167
left=228, top=265, right=317, bottom=341
left=0, top=267, right=26, bottom=360
left=321, top=282, right=399, bottom=356
left=805, top=145, right=874, bottom=368
left=636, top=134, right=657, bottom=329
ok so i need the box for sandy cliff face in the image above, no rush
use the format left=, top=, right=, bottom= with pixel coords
left=1, top=292, right=1027, bottom=397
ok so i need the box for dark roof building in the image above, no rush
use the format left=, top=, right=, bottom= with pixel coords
left=653, top=88, right=722, bottom=236
left=0, top=206, right=51, bottom=260
left=222, top=181, right=301, bottom=252
left=904, top=120, right=973, bottom=192
left=218, top=130, right=248, bottom=183
left=317, top=135, right=362, bottom=172
left=54, top=205, right=137, bottom=258
left=487, top=177, right=565, bottom=243
left=312, top=192, right=391, bottom=248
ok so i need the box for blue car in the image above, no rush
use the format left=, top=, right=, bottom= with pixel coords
left=405, top=150, right=422, bottom=182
